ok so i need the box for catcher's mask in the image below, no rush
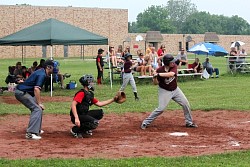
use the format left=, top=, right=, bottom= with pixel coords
left=163, top=54, right=176, bottom=66
left=79, top=75, right=95, bottom=91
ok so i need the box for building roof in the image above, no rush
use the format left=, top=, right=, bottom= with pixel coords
left=145, top=31, right=163, bottom=42
left=204, top=32, right=219, bottom=42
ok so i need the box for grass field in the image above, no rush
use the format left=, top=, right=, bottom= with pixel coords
left=0, top=55, right=250, bottom=166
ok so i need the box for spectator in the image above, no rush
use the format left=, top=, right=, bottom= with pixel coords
left=28, top=61, right=38, bottom=74
left=157, top=44, right=166, bottom=67
left=22, top=66, right=30, bottom=80
left=122, top=46, right=130, bottom=57
left=238, top=48, right=247, bottom=63
left=36, top=59, right=45, bottom=71
left=146, top=43, right=153, bottom=55
left=96, top=48, right=105, bottom=84
left=143, top=53, right=153, bottom=76
left=157, top=44, right=166, bottom=57
left=109, top=46, right=117, bottom=67
left=14, top=62, right=24, bottom=83
left=202, top=58, right=219, bottom=78
left=229, top=47, right=238, bottom=69
left=175, top=48, right=188, bottom=68
left=52, top=58, right=65, bottom=89
left=191, top=58, right=202, bottom=73
left=116, top=45, right=124, bottom=67
left=136, top=52, right=146, bottom=76
left=150, top=47, right=159, bottom=69
left=239, top=48, right=247, bottom=56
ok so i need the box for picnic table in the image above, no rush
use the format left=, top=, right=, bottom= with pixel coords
left=224, top=56, right=250, bottom=74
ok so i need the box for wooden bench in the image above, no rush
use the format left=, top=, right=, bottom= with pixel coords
left=177, top=73, right=202, bottom=77
left=135, top=72, right=203, bottom=78
left=136, top=75, right=153, bottom=79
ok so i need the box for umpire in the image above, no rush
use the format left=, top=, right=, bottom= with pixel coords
left=15, top=59, right=54, bottom=140
left=70, top=75, right=116, bottom=138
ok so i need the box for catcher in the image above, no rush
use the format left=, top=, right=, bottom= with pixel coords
left=70, top=75, right=126, bottom=138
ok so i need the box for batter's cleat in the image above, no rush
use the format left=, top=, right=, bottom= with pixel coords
left=25, top=132, right=42, bottom=140
left=70, top=129, right=83, bottom=138
left=186, top=123, right=198, bottom=128
left=141, top=123, right=147, bottom=130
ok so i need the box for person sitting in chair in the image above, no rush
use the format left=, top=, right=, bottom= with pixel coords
left=14, top=62, right=24, bottom=83
left=202, top=58, right=219, bottom=78
left=191, top=58, right=202, bottom=73
left=52, top=59, right=65, bottom=89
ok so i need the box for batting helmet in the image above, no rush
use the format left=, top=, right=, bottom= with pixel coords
left=163, top=54, right=176, bottom=66
left=79, top=74, right=95, bottom=91
left=124, top=53, right=132, bottom=60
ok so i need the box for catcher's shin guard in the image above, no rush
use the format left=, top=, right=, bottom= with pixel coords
left=82, top=120, right=99, bottom=130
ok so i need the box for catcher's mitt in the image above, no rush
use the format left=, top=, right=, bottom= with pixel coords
left=114, top=91, right=126, bottom=104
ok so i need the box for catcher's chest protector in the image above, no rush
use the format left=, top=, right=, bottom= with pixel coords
left=76, top=89, right=94, bottom=114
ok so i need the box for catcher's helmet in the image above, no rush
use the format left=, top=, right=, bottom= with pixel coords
left=163, top=54, right=176, bottom=66
left=79, top=75, right=95, bottom=91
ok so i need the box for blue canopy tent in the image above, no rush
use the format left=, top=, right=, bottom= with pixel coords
left=188, top=42, right=228, bottom=56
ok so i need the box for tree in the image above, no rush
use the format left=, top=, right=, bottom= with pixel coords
left=128, top=22, right=138, bottom=33
left=225, top=15, right=250, bottom=35
left=182, top=11, right=250, bottom=35
left=135, top=5, right=175, bottom=33
left=166, top=0, right=198, bottom=33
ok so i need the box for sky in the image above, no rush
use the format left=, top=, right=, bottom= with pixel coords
left=1, top=0, right=250, bottom=24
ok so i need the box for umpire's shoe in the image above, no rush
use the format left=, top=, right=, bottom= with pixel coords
left=25, top=132, right=42, bottom=140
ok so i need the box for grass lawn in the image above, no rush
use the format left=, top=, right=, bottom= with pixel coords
left=0, top=55, right=250, bottom=166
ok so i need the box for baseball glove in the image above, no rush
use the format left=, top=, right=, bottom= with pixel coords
left=114, top=91, right=126, bottom=104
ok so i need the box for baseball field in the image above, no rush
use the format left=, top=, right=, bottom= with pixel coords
left=0, top=56, right=250, bottom=166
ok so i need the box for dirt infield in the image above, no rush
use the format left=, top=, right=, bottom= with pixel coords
left=0, top=96, right=250, bottom=159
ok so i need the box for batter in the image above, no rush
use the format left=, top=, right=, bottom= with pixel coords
left=141, top=54, right=198, bottom=129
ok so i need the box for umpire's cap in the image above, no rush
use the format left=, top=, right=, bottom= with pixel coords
left=79, top=74, right=95, bottom=91
left=44, top=59, right=54, bottom=68
left=163, top=54, right=176, bottom=66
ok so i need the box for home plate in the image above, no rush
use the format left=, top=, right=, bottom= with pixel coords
left=169, top=132, right=189, bottom=136
left=241, top=121, right=250, bottom=124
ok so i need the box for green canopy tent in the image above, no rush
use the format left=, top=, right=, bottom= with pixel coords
left=0, top=18, right=112, bottom=95
left=0, top=18, right=108, bottom=45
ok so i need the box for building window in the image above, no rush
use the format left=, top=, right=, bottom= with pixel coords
left=178, top=42, right=182, bottom=50
left=186, top=42, right=189, bottom=51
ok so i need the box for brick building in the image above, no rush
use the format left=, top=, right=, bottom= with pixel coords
left=0, top=5, right=249, bottom=58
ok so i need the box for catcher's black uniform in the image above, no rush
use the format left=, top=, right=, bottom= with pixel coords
left=70, top=89, right=103, bottom=134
